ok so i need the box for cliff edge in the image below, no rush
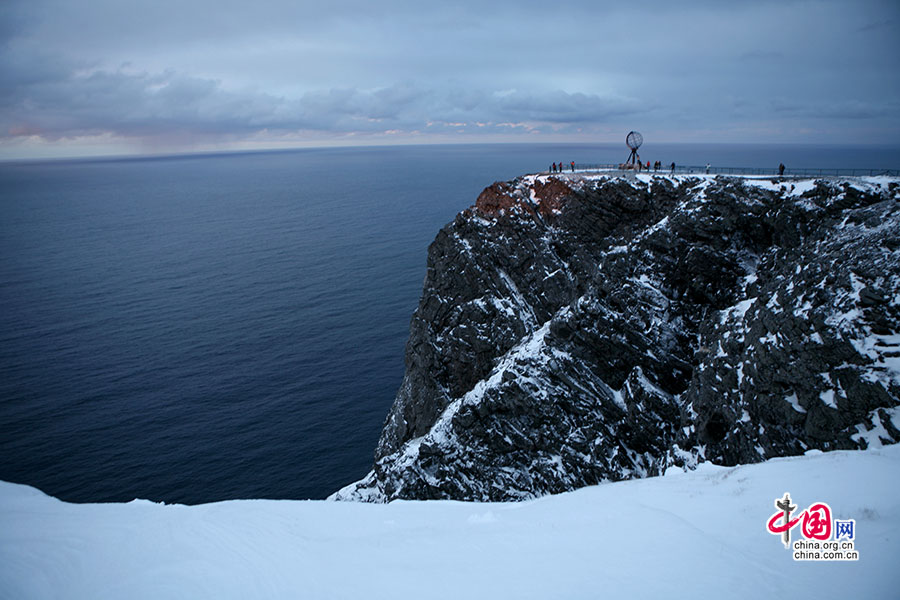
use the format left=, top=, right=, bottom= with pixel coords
left=334, top=173, right=900, bottom=502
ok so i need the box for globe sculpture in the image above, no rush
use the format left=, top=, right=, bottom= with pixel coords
left=626, top=131, right=643, bottom=166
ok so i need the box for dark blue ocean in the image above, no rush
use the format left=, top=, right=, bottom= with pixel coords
left=2, top=142, right=899, bottom=504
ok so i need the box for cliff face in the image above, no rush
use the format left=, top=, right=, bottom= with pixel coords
left=334, top=173, right=900, bottom=502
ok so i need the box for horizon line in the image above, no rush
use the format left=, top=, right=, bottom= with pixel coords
left=4, top=139, right=900, bottom=166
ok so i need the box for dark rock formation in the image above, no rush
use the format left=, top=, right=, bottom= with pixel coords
left=333, top=173, right=900, bottom=502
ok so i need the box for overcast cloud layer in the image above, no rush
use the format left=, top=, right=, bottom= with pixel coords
left=1, top=0, right=898, bottom=157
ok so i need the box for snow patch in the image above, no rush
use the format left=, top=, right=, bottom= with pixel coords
left=10, top=446, right=897, bottom=599
left=785, top=393, right=806, bottom=414
left=497, top=269, right=537, bottom=328
left=819, top=388, right=838, bottom=409
left=721, top=297, right=756, bottom=325
left=851, top=408, right=899, bottom=449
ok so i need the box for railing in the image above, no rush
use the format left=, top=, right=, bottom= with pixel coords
left=564, top=164, right=900, bottom=177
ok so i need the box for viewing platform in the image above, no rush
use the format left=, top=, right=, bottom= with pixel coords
left=566, top=164, right=900, bottom=178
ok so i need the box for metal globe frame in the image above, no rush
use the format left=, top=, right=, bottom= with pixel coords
left=626, top=131, right=643, bottom=165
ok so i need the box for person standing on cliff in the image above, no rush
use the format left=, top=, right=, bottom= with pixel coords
left=670, top=161, right=675, bottom=174
left=570, top=161, right=575, bottom=173
left=551, top=162, right=556, bottom=173
left=779, top=163, right=785, bottom=176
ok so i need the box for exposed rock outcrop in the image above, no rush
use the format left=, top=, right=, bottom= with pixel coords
left=334, top=173, right=900, bottom=502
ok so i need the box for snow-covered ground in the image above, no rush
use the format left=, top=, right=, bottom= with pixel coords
left=2, top=446, right=899, bottom=599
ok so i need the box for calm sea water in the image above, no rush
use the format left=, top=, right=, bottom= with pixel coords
left=2, top=143, right=898, bottom=504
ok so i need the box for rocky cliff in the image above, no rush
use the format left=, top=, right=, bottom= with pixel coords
left=333, top=172, right=900, bottom=502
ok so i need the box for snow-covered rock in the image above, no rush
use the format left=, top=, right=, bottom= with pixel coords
left=336, top=173, right=900, bottom=502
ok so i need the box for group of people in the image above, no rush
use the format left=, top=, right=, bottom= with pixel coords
left=550, top=161, right=575, bottom=173
left=638, top=160, right=664, bottom=172
left=624, top=157, right=676, bottom=173
left=550, top=158, right=788, bottom=176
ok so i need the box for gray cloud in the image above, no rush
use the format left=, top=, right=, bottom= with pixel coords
left=738, top=51, right=786, bottom=62
left=1, top=0, right=899, bottom=155
left=770, top=98, right=900, bottom=120
left=857, top=18, right=895, bottom=32
left=0, top=57, right=640, bottom=141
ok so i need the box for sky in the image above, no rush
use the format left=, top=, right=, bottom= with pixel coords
left=1, top=0, right=898, bottom=159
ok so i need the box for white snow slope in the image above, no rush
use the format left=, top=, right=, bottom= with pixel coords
left=2, top=446, right=899, bottom=599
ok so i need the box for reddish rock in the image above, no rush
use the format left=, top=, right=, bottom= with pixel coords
left=475, top=177, right=576, bottom=219
left=474, top=182, right=519, bottom=216
left=532, top=179, right=575, bottom=217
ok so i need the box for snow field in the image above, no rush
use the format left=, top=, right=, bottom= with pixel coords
left=2, top=445, right=899, bottom=599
